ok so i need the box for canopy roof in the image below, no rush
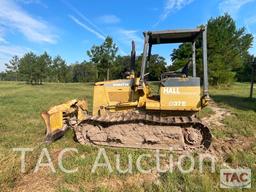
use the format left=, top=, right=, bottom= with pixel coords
left=145, top=28, right=204, bottom=44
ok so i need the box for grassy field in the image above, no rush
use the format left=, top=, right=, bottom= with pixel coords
left=0, top=81, right=255, bottom=192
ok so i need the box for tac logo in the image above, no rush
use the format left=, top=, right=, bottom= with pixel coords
left=220, top=168, right=251, bottom=188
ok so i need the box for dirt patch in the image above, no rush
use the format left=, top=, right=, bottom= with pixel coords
left=11, top=150, right=61, bottom=192
left=202, top=101, right=231, bottom=127
left=97, top=172, right=159, bottom=191
left=12, top=169, right=57, bottom=192
left=58, top=173, right=159, bottom=192
left=209, top=136, right=255, bottom=158
left=202, top=101, right=255, bottom=158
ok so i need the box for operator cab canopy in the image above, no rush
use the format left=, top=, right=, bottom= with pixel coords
left=140, top=27, right=207, bottom=92
left=140, top=28, right=205, bottom=80
left=144, top=28, right=204, bottom=44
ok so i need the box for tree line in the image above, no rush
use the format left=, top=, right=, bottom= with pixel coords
left=0, top=37, right=167, bottom=84
left=0, top=14, right=255, bottom=85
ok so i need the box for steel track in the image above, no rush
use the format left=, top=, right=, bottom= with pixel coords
left=74, top=110, right=212, bottom=151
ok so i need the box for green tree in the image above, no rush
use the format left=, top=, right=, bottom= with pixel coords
left=170, top=43, right=193, bottom=71
left=170, top=14, right=253, bottom=85
left=170, top=41, right=203, bottom=78
left=19, top=52, right=38, bottom=84
left=5, top=55, right=20, bottom=81
left=82, top=62, right=97, bottom=82
left=0, top=72, right=7, bottom=80
left=72, top=62, right=86, bottom=82
left=112, top=55, right=131, bottom=79
left=51, top=56, right=70, bottom=82
left=72, top=61, right=98, bottom=82
left=19, top=52, right=51, bottom=84
left=147, top=54, right=167, bottom=81
left=134, top=54, right=167, bottom=81
left=36, top=52, right=52, bottom=84
left=207, top=14, right=253, bottom=85
left=236, top=54, right=256, bottom=82
left=87, top=36, right=118, bottom=80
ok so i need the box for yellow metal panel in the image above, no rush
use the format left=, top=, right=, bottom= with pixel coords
left=49, top=112, right=63, bottom=131
left=77, top=108, right=86, bottom=122
left=93, top=85, right=108, bottom=116
left=47, top=99, right=77, bottom=115
left=93, top=82, right=136, bottom=115
left=106, top=86, right=132, bottom=103
left=146, top=98, right=160, bottom=110
left=160, top=86, right=201, bottom=111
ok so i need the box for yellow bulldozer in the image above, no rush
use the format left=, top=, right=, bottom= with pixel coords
left=41, top=27, right=212, bottom=151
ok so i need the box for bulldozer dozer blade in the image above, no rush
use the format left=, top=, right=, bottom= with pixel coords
left=41, top=99, right=88, bottom=143
left=41, top=111, right=68, bottom=143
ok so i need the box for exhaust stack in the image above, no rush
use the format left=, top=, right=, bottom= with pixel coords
left=130, top=40, right=136, bottom=73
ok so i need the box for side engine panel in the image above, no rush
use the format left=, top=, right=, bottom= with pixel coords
left=92, top=79, right=135, bottom=115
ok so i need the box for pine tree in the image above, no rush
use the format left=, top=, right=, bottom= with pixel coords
left=5, top=55, right=20, bottom=81
left=170, top=14, right=253, bottom=85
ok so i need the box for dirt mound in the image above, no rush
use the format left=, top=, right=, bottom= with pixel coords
left=202, top=101, right=231, bottom=127
left=209, top=136, right=254, bottom=158
left=202, top=101, right=254, bottom=158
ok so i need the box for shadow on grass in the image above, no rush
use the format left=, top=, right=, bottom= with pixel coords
left=211, top=95, right=256, bottom=112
